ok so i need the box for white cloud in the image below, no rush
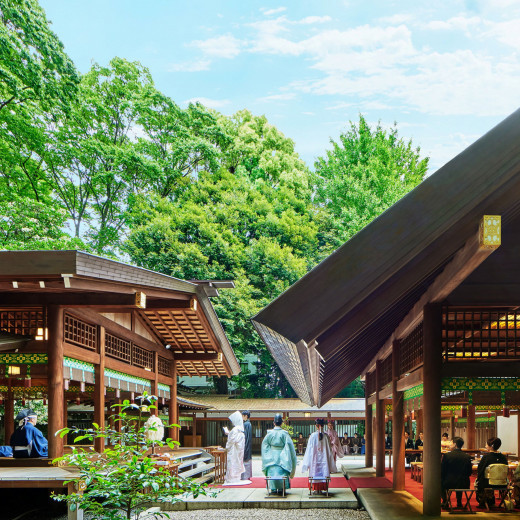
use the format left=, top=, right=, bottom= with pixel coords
left=192, top=34, right=242, bottom=58
left=296, top=16, right=332, bottom=25
left=184, top=97, right=231, bottom=109
left=484, top=19, right=520, bottom=49
left=168, top=59, right=211, bottom=72
left=424, top=15, right=483, bottom=34
left=262, top=7, right=286, bottom=16
left=258, top=92, right=296, bottom=102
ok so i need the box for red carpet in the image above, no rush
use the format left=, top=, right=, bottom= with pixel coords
left=212, top=476, right=349, bottom=489
left=349, top=477, right=392, bottom=492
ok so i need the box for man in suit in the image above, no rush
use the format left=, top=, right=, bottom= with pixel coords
left=441, top=437, right=473, bottom=509
left=404, top=431, right=414, bottom=465
left=241, top=410, right=253, bottom=480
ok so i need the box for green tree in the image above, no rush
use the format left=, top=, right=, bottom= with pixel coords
left=46, top=58, right=154, bottom=254
left=313, top=115, right=428, bottom=253
left=125, top=163, right=316, bottom=397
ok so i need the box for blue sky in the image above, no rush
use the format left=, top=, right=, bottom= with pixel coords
left=41, top=0, right=520, bottom=171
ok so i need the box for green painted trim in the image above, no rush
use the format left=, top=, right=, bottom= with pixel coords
left=441, top=377, right=520, bottom=392
left=0, top=353, right=47, bottom=364
left=158, top=383, right=170, bottom=392
left=64, top=357, right=94, bottom=372
left=404, top=383, right=423, bottom=400
left=104, top=368, right=151, bottom=387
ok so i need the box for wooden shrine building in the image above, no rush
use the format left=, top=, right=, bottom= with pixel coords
left=253, top=108, right=520, bottom=515
left=0, top=250, right=239, bottom=458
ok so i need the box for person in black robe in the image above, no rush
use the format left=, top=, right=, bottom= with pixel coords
left=441, top=437, right=472, bottom=509
left=404, top=431, right=414, bottom=464
left=10, top=409, right=48, bottom=458
left=241, top=410, right=252, bottom=480
left=476, top=437, right=508, bottom=508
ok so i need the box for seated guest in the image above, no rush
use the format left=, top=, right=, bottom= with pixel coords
left=10, top=409, right=48, bottom=458
left=415, top=431, right=424, bottom=449
left=441, top=432, right=452, bottom=449
left=351, top=432, right=361, bottom=454
left=297, top=432, right=306, bottom=455
left=404, top=431, right=414, bottom=465
left=0, top=446, right=12, bottom=457
left=476, top=437, right=508, bottom=509
left=384, top=432, right=392, bottom=449
left=441, top=437, right=472, bottom=509
left=341, top=433, right=351, bottom=455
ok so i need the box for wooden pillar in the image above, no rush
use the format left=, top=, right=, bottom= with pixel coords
left=365, top=395, right=373, bottom=468
left=517, top=412, right=520, bottom=461
left=375, top=360, right=385, bottom=477
left=467, top=405, right=476, bottom=450
left=48, top=305, right=64, bottom=459
left=151, top=352, right=159, bottom=416
left=63, top=398, right=68, bottom=447
left=94, top=325, right=106, bottom=453
left=422, top=303, right=442, bottom=516
left=4, top=386, right=14, bottom=444
left=449, top=414, right=455, bottom=439
left=192, top=415, right=197, bottom=447
left=115, top=396, right=122, bottom=433
left=392, top=341, right=405, bottom=490
left=169, top=360, right=178, bottom=442
left=417, top=409, right=424, bottom=436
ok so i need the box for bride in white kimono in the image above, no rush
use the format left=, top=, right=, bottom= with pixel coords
left=302, top=418, right=337, bottom=493
left=223, top=411, right=251, bottom=485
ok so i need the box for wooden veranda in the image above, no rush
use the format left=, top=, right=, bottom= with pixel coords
left=0, top=250, right=239, bottom=458
left=253, top=108, right=520, bottom=515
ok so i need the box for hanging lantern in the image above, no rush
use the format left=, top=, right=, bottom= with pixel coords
left=64, top=379, right=70, bottom=391
left=76, top=396, right=81, bottom=405
left=411, top=410, right=415, bottom=421
left=161, top=397, right=165, bottom=406
left=461, top=406, right=467, bottom=418
left=24, top=365, right=31, bottom=387
left=80, top=381, right=85, bottom=393
left=115, top=388, right=120, bottom=399
left=503, top=407, right=510, bottom=418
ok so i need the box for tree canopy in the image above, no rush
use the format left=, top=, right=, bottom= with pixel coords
left=0, top=0, right=429, bottom=398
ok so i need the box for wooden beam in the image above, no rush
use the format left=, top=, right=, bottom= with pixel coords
left=363, top=230, right=499, bottom=376
left=169, top=361, right=178, bottom=442
left=441, top=361, right=520, bottom=378
left=392, top=340, right=405, bottom=491
left=173, top=353, right=220, bottom=362
left=0, top=292, right=144, bottom=308
left=145, top=298, right=196, bottom=310
left=396, top=367, right=423, bottom=392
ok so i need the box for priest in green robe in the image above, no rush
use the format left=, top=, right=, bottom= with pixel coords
left=261, top=413, right=297, bottom=493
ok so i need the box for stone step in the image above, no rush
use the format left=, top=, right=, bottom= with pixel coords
left=180, top=463, right=215, bottom=479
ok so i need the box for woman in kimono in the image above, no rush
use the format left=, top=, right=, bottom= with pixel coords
left=302, top=418, right=336, bottom=494
left=326, top=420, right=344, bottom=463
left=261, top=414, right=297, bottom=493
left=10, top=409, right=48, bottom=458
left=223, top=411, right=250, bottom=485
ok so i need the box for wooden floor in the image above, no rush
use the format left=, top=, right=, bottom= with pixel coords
left=0, top=466, right=80, bottom=488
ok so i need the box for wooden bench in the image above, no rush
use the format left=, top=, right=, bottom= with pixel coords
left=265, top=476, right=289, bottom=497
left=446, top=489, right=475, bottom=514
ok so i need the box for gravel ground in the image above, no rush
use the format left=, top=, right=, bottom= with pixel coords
left=162, top=510, right=370, bottom=520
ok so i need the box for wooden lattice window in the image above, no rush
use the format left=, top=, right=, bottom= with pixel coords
left=0, top=309, right=44, bottom=336
left=400, top=323, right=423, bottom=375
left=380, top=355, right=392, bottom=387
left=105, top=332, right=131, bottom=362
left=132, top=345, right=154, bottom=371
left=64, top=314, right=98, bottom=350
left=443, top=307, right=520, bottom=361
left=158, top=356, right=171, bottom=376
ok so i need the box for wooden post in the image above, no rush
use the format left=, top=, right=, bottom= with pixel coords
left=115, top=396, right=122, bottom=434
left=151, top=352, right=159, bottom=416
left=365, top=395, right=373, bottom=468
left=169, top=360, right=178, bottom=443
left=467, top=405, right=476, bottom=450
left=48, top=305, right=64, bottom=459
left=417, top=409, right=424, bottom=436
left=94, top=325, right=106, bottom=453
left=192, top=415, right=197, bottom=447
left=422, top=303, right=442, bottom=516
left=375, top=360, right=385, bottom=477
left=63, top=398, right=68, bottom=447
left=449, top=414, right=455, bottom=439
left=4, top=384, right=14, bottom=445
left=392, top=341, right=405, bottom=490
left=517, top=412, right=520, bottom=461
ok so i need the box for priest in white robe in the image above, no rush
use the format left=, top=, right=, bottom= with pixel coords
left=302, top=418, right=337, bottom=493
left=326, top=420, right=344, bottom=463
left=223, top=411, right=251, bottom=485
